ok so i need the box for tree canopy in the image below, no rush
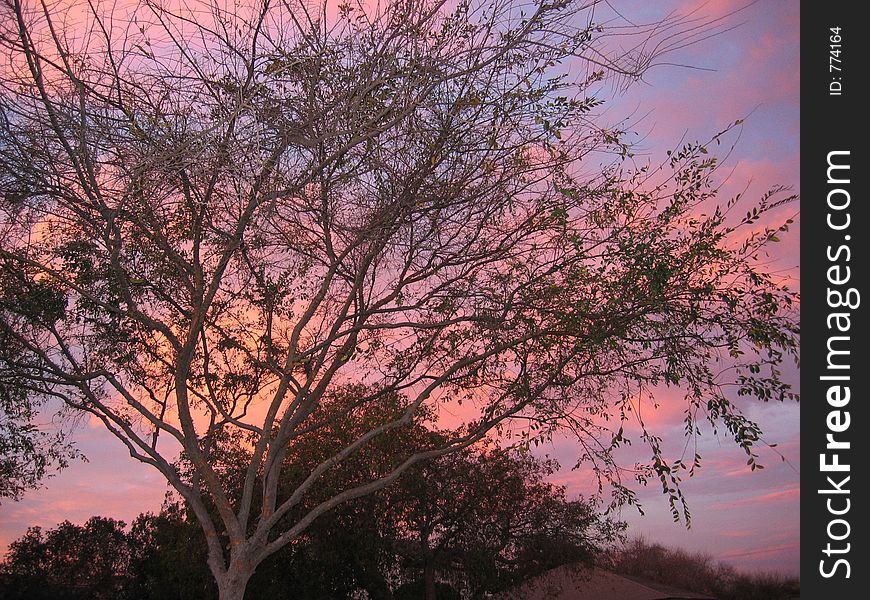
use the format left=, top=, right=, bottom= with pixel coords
left=0, top=0, right=798, bottom=597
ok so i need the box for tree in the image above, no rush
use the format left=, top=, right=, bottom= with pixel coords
left=0, top=516, right=130, bottom=600
left=0, top=0, right=798, bottom=598
left=1, top=287, right=79, bottom=501
left=385, top=444, right=621, bottom=599
left=0, top=381, right=78, bottom=502
left=172, top=387, right=619, bottom=599
left=126, top=503, right=217, bottom=600
left=233, top=390, right=621, bottom=599
left=0, top=435, right=619, bottom=600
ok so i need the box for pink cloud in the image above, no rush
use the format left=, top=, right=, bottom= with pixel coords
left=710, top=484, right=800, bottom=510
left=718, top=541, right=799, bottom=562
left=718, top=529, right=753, bottom=538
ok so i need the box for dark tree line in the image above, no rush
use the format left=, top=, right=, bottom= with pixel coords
left=609, top=537, right=800, bottom=600
left=1, top=411, right=622, bottom=600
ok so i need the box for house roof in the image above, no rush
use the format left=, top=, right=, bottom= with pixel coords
left=497, top=566, right=715, bottom=600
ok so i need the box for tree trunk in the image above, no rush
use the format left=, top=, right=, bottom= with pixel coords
left=424, top=560, right=437, bottom=600
left=357, top=559, right=394, bottom=600
left=217, top=567, right=253, bottom=600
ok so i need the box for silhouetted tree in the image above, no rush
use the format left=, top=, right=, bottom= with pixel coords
left=386, top=446, right=621, bottom=599
left=0, top=437, right=619, bottom=600
left=126, top=503, right=217, bottom=600
left=174, top=389, right=619, bottom=599
left=0, top=517, right=129, bottom=600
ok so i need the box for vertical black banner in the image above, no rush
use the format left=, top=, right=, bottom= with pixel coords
left=802, top=2, right=868, bottom=597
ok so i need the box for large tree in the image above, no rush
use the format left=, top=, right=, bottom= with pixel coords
left=0, top=0, right=797, bottom=598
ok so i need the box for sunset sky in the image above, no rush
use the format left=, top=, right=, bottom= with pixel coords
left=1, top=0, right=800, bottom=576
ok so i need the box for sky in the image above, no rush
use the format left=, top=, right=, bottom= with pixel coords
left=1, top=0, right=800, bottom=577
left=544, top=0, right=800, bottom=575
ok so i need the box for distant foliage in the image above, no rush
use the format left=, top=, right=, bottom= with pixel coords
left=609, top=537, right=800, bottom=600
left=0, top=517, right=129, bottom=600
left=0, top=438, right=619, bottom=600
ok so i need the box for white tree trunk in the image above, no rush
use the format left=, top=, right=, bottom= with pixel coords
left=217, top=567, right=253, bottom=600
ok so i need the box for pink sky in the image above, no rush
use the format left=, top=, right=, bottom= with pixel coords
left=0, top=0, right=799, bottom=577
left=557, top=0, right=800, bottom=574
